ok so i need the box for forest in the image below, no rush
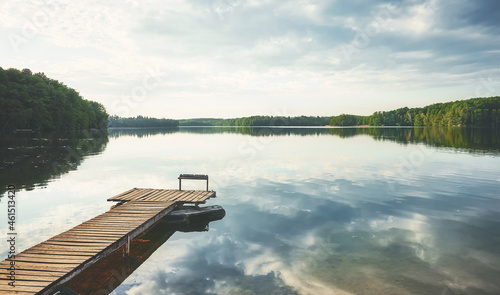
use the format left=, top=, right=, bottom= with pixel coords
left=179, top=116, right=332, bottom=126
left=2, top=67, right=497, bottom=131
left=331, top=97, right=500, bottom=127
left=180, top=97, right=499, bottom=127
left=0, top=67, right=109, bottom=133
left=179, top=118, right=225, bottom=126
left=218, top=115, right=332, bottom=126
left=108, top=115, right=179, bottom=128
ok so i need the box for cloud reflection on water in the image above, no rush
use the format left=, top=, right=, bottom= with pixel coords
left=112, top=167, right=500, bottom=295
left=3, top=127, right=499, bottom=294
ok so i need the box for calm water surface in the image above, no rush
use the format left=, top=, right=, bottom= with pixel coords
left=1, top=127, right=499, bottom=295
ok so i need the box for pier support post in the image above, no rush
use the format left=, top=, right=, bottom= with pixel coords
left=123, top=235, right=130, bottom=258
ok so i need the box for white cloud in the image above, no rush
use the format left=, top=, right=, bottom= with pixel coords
left=1, top=0, right=499, bottom=118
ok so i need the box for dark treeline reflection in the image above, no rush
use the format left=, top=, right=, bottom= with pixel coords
left=108, top=127, right=179, bottom=138
left=0, top=129, right=108, bottom=197
left=109, top=126, right=500, bottom=153
left=329, top=127, right=500, bottom=153
left=179, top=126, right=331, bottom=136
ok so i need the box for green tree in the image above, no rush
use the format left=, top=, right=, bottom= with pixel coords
left=0, top=67, right=108, bottom=133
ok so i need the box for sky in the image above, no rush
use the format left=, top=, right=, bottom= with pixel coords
left=1, top=0, right=499, bottom=119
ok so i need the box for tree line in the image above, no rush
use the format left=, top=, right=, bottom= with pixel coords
left=2, top=67, right=496, bottom=131
left=108, top=115, right=179, bottom=128
left=219, top=115, right=332, bottom=126
left=179, top=116, right=332, bottom=126
left=0, top=67, right=109, bottom=133
left=330, top=97, right=500, bottom=127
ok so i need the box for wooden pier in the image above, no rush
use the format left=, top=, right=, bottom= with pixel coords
left=0, top=187, right=216, bottom=294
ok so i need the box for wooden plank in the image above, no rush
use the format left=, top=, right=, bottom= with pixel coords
left=77, top=219, right=147, bottom=225
left=28, top=241, right=105, bottom=250
left=147, top=190, right=179, bottom=202
left=42, top=238, right=112, bottom=247
left=167, top=190, right=193, bottom=201
left=114, top=188, right=151, bottom=201
left=64, top=229, right=131, bottom=235
left=0, top=286, right=45, bottom=293
left=148, top=189, right=179, bottom=201
left=58, top=227, right=127, bottom=235
left=144, top=189, right=172, bottom=201
left=126, top=188, right=158, bottom=201
left=0, top=278, right=52, bottom=285
left=113, top=202, right=167, bottom=208
left=185, top=191, right=204, bottom=202
left=90, top=219, right=155, bottom=224
left=43, top=238, right=111, bottom=244
left=13, top=253, right=93, bottom=261
left=69, top=227, right=136, bottom=234
left=136, top=189, right=166, bottom=201
left=64, top=227, right=131, bottom=234
left=190, top=191, right=207, bottom=202
left=97, top=212, right=159, bottom=217
left=107, top=188, right=137, bottom=200
left=129, top=189, right=159, bottom=201
left=0, top=270, right=62, bottom=280
left=26, top=244, right=103, bottom=254
left=179, top=191, right=198, bottom=202
left=74, top=222, right=141, bottom=228
left=22, top=248, right=97, bottom=256
left=53, top=233, right=121, bottom=240
left=0, top=277, right=60, bottom=284
left=42, top=241, right=111, bottom=248
left=41, top=201, right=177, bottom=291
left=0, top=267, right=66, bottom=275
left=184, top=191, right=204, bottom=202
left=0, top=186, right=218, bottom=294
left=109, top=205, right=164, bottom=210
left=196, top=191, right=215, bottom=203
left=107, top=189, right=213, bottom=202
left=64, top=230, right=130, bottom=237
left=0, top=261, right=77, bottom=272
left=8, top=255, right=88, bottom=265
left=175, top=190, right=197, bottom=201
left=185, top=191, right=203, bottom=201
left=121, top=202, right=176, bottom=208
left=78, top=220, right=147, bottom=226
left=0, top=286, right=46, bottom=294
left=90, top=213, right=157, bottom=219
left=92, top=213, right=160, bottom=219
left=104, top=210, right=160, bottom=214
left=107, top=188, right=148, bottom=201
left=100, top=212, right=158, bottom=217
left=0, top=277, right=59, bottom=283
left=50, top=236, right=118, bottom=243
left=71, top=226, right=139, bottom=233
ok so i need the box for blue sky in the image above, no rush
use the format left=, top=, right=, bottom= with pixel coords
left=1, top=0, right=499, bottom=119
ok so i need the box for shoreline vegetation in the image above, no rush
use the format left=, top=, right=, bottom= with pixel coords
left=108, top=115, right=178, bottom=128
left=0, top=67, right=108, bottom=134
left=180, top=96, right=500, bottom=128
left=329, top=96, right=500, bottom=127
left=1, top=68, right=499, bottom=131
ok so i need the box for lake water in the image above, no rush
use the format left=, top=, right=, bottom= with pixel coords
left=1, top=127, right=500, bottom=295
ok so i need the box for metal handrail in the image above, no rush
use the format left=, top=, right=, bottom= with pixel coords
left=178, top=174, right=209, bottom=191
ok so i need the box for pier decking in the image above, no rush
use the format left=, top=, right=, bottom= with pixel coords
left=0, top=188, right=216, bottom=294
